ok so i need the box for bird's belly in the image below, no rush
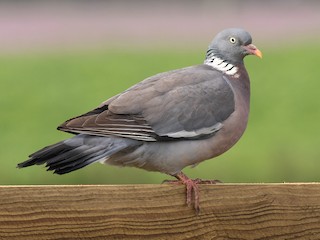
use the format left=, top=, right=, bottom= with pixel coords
left=106, top=108, right=248, bottom=176
left=105, top=94, right=249, bottom=175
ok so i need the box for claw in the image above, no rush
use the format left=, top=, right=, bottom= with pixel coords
left=163, top=172, right=221, bottom=214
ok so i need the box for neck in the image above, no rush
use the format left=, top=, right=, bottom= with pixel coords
left=204, top=50, right=239, bottom=77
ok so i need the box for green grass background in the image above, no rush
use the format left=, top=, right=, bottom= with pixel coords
left=1, top=45, right=319, bottom=184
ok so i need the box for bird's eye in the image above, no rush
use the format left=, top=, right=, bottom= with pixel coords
left=229, top=37, right=236, bottom=44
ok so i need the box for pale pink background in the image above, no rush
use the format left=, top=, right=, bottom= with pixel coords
left=0, top=1, right=319, bottom=53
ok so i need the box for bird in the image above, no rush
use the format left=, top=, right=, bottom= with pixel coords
left=18, top=28, right=262, bottom=213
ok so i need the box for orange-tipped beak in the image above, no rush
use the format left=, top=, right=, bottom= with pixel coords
left=243, top=44, right=263, bottom=58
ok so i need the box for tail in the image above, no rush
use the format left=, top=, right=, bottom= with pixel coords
left=17, top=135, right=132, bottom=174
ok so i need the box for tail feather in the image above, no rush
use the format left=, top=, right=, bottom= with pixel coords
left=18, top=135, right=132, bottom=174
left=49, top=149, right=108, bottom=174
left=44, top=145, right=88, bottom=166
left=46, top=148, right=107, bottom=173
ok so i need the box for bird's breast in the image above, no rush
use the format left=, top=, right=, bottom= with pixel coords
left=204, top=75, right=250, bottom=158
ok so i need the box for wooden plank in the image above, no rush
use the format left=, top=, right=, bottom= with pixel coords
left=0, top=184, right=319, bottom=239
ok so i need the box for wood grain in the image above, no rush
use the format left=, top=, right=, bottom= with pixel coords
left=0, top=184, right=319, bottom=239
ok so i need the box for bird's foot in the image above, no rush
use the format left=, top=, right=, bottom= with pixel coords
left=163, top=172, right=221, bottom=214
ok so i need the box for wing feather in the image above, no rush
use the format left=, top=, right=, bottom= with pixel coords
left=58, top=65, right=235, bottom=141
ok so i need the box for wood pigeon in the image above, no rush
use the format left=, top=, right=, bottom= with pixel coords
left=18, top=28, right=262, bottom=213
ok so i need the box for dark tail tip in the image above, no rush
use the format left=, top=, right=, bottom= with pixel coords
left=17, top=135, right=115, bottom=175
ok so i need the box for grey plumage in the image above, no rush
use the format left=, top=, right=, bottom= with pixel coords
left=59, top=64, right=235, bottom=141
left=18, top=28, right=261, bottom=209
left=18, top=135, right=139, bottom=174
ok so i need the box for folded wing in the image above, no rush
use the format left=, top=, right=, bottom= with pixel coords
left=58, top=65, right=235, bottom=141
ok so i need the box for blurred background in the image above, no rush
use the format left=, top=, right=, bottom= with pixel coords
left=1, top=0, right=319, bottom=184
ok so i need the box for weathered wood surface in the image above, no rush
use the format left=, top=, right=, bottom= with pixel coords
left=0, top=184, right=319, bottom=240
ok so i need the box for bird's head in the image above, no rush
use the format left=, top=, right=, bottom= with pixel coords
left=207, top=28, right=262, bottom=64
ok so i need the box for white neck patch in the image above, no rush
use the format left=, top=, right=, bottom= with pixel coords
left=204, top=55, right=239, bottom=77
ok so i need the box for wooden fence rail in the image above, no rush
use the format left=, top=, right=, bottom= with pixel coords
left=0, top=183, right=319, bottom=239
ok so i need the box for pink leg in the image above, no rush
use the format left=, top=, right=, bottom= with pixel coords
left=164, top=172, right=221, bottom=214
left=176, top=172, right=200, bottom=210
